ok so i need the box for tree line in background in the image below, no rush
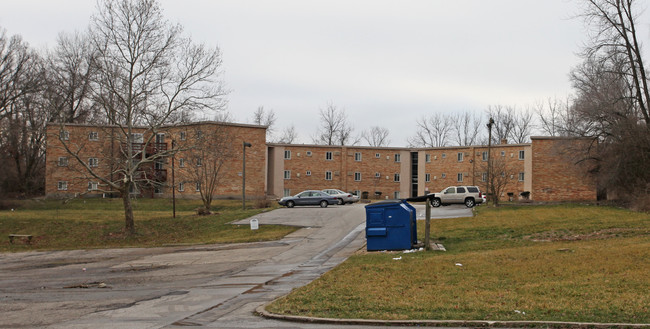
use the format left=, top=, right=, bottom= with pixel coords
left=0, top=0, right=648, bottom=209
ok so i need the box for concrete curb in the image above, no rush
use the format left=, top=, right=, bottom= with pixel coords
left=256, top=303, right=650, bottom=328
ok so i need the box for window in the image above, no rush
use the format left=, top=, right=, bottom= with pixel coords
left=354, top=190, right=360, bottom=196
left=57, top=181, right=68, bottom=190
left=156, top=133, right=165, bottom=144
left=482, top=151, right=488, bottom=161
left=375, top=153, right=380, bottom=158
left=306, top=170, right=311, bottom=176
left=88, top=158, right=98, bottom=167
left=457, top=187, right=466, bottom=193
left=518, top=172, right=525, bottom=181
left=178, top=182, right=184, bottom=192
left=284, top=150, right=291, bottom=160
left=457, top=152, right=464, bottom=162
left=354, top=172, right=361, bottom=181
left=306, top=151, right=312, bottom=157
left=457, top=173, right=463, bottom=182
left=501, top=151, right=506, bottom=157
left=325, top=171, right=332, bottom=180
left=154, top=187, right=163, bottom=194
left=284, top=170, right=291, bottom=180
left=58, top=157, right=68, bottom=167
left=196, top=130, right=203, bottom=139
left=59, top=130, right=69, bottom=140
left=283, top=188, right=291, bottom=197
left=442, top=153, right=447, bottom=159
left=179, top=158, right=185, bottom=167
left=426, top=154, right=431, bottom=162
left=326, top=152, right=333, bottom=160
left=394, top=173, right=400, bottom=182
left=154, top=160, right=163, bottom=170
left=425, top=173, right=431, bottom=182
left=131, top=133, right=143, bottom=143
left=88, top=132, right=98, bottom=141
left=195, top=182, right=201, bottom=192
left=354, top=152, right=362, bottom=161
left=394, top=191, right=400, bottom=199
left=375, top=172, right=381, bottom=178
left=441, top=173, right=447, bottom=179
left=482, top=172, right=487, bottom=182
left=196, top=158, right=202, bottom=166
left=519, top=150, right=525, bottom=160
left=394, top=153, right=401, bottom=162
left=88, top=182, right=98, bottom=191
left=180, top=131, right=186, bottom=141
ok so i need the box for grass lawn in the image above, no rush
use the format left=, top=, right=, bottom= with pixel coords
left=267, top=204, right=650, bottom=324
left=0, top=198, right=297, bottom=252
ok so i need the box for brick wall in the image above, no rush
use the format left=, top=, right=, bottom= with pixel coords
left=531, top=137, right=597, bottom=201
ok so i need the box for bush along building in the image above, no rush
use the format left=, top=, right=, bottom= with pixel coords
left=46, top=122, right=596, bottom=202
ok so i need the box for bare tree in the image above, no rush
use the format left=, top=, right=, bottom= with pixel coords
left=534, top=97, right=574, bottom=137
left=510, top=106, right=534, bottom=144
left=362, top=126, right=390, bottom=147
left=276, top=125, right=297, bottom=144
left=479, top=156, right=517, bottom=206
left=313, top=102, right=358, bottom=145
left=451, top=111, right=482, bottom=146
left=407, top=113, right=452, bottom=147
left=178, top=124, right=233, bottom=213
left=57, top=0, right=227, bottom=234
left=0, top=28, right=39, bottom=121
left=485, top=105, right=514, bottom=144
left=251, top=106, right=275, bottom=139
left=567, top=0, right=650, bottom=201
left=45, top=31, right=97, bottom=123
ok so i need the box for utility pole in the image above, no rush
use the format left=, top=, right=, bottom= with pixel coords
left=172, top=140, right=176, bottom=218
left=486, top=117, right=495, bottom=205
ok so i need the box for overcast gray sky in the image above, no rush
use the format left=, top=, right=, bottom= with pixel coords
left=2, top=0, right=649, bottom=146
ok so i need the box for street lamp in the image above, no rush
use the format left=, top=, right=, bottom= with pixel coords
left=242, top=141, right=252, bottom=210
left=486, top=117, right=495, bottom=205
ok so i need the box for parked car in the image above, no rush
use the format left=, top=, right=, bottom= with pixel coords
left=427, top=186, right=484, bottom=208
left=322, top=189, right=360, bottom=205
left=278, top=190, right=339, bottom=208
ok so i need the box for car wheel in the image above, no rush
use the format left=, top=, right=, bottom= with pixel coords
left=320, top=200, right=328, bottom=208
left=431, top=198, right=441, bottom=207
left=286, top=200, right=295, bottom=208
left=465, top=198, right=475, bottom=208
left=337, top=198, right=344, bottom=205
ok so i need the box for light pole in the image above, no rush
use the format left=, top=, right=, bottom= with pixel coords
left=486, top=117, right=495, bottom=205
left=242, top=141, right=252, bottom=210
left=171, top=139, right=176, bottom=218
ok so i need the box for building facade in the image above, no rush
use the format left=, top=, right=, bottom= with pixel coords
left=45, top=122, right=596, bottom=202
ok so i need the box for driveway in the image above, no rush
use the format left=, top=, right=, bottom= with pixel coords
left=0, top=203, right=472, bottom=328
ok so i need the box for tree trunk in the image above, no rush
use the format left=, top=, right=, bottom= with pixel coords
left=122, top=187, right=135, bottom=234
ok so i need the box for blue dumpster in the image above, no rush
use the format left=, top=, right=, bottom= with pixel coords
left=365, top=200, right=417, bottom=251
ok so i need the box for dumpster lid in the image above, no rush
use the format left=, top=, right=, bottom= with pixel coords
left=365, top=199, right=406, bottom=208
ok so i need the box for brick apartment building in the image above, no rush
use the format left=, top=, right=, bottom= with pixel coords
left=45, top=122, right=596, bottom=202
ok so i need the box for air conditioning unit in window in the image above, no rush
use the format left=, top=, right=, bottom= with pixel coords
left=297, top=152, right=300, bottom=157
left=347, top=172, right=353, bottom=176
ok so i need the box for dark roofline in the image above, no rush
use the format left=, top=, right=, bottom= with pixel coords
left=47, top=121, right=267, bottom=130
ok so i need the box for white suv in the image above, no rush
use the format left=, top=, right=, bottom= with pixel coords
left=428, top=186, right=484, bottom=208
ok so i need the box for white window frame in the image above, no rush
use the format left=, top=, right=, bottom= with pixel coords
left=501, top=151, right=506, bottom=157
left=88, top=181, right=98, bottom=191
left=394, top=173, right=400, bottom=182
left=325, top=171, right=332, bottom=180
left=425, top=173, right=431, bottom=182
left=58, top=157, right=68, bottom=167
left=306, top=170, right=311, bottom=176
left=88, top=131, right=99, bottom=141
left=457, top=173, right=463, bottom=182
left=482, top=172, right=487, bottom=182
left=375, top=172, right=381, bottom=178
left=457, top=152, right=464, bottom=162
left=441, top=173, right=447, bottom=179
left=179, top=158, right=185, bottom=167
left=394, top=154, right=401, bottom=162
left=375, top=153, right=380, bottom=158
left=196, top=157, right=202, bottom=167
left=326, top=151, right=333, bottom=160
left=482, top=151, right=488, bottom=161
left=519, top=172, right=525, bottom=181
left=442, top=153, right=447, bottom=159
left=178, top=182, right=184, bottom=192
left=306, top=151, right=312, bottom=157
left=519, top=150, right=525, bottom=160
left=58, top=181, right=68, bottom=191
left=283, top=188, right=291, bottom=197
left=180, top=131, right=186, bottom=141
left=284, top=170, right=291, bottom=180
left=354, top=172, right=361, bottom=181
left=60, top=130, right=69, bottom=141
left=394, top=191, right=400, bottom=199
left=195, top=182, right=201, bottom=192
left=354, top=152, right=362, bottom=161
left=425, top=154, right=431, bottom=162
left=284, top=150, right=291, bottom=160
left=154, top=159, right=163, bottom=170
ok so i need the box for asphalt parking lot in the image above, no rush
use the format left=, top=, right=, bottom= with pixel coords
left=0, top=203, right=473, bottom=328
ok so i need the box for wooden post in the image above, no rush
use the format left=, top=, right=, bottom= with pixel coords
left=424, top=198, right=431, bottom=251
